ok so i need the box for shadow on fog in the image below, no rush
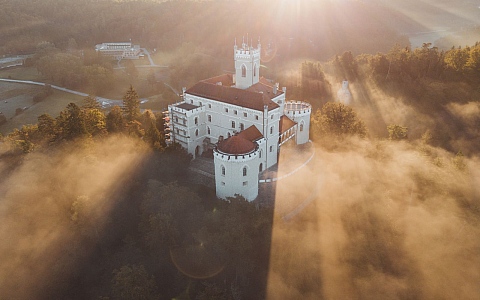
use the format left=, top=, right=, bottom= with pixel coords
left=266, top=137, right=480, bottom=300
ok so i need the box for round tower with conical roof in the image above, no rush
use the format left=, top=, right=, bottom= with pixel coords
left=213, top=135, right=260, bottom=201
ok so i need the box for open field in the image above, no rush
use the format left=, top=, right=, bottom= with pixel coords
left=0, top=67, right=43, bottom=82
left=0, top=82, right=84, bottom=135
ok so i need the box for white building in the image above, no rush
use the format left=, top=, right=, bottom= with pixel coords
left=95, top=42, right=141, bottom=60
left=337, top=80, right=352, bottom=105
left=165, top=38, right=311, bottom=201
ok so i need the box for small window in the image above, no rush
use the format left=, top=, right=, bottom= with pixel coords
left=195, top=129, right=198, bottom=136
left=255, top=115, right=259, bottom=120
left=300, top=123, right=304, bottom=132
left=269, top=145, right=273, bottom=152
left=259, top=150, right=262, bottom=158
left=221, top=165, right=225, bottom=176
left=228, top=132, right=231, bottom=138
left=254, top=63, right=257, bottom=77
left=234, top=110, right=237, bottom=115
left=225, top=108, right=229, bottom=113
left=207, top=127, right=211, bottom=135
left=208, top=104, right=212, bottom=108
left=243, top=181, right=248, bottom=186
left=240, top=123, right=244, bottom=131
left=243, top=167, right=247, bottom=176
left=194, top=117, right=198, bottom=125
left=231, top=121, right=235, bottom=128
left=208, top=115, right=212, bottom=122
left=270, top=126, right=273, bottom=135
left=259, top=163, right=263, bottom=172
left=244, top=112, right=247, bottom=117
left=199, top=102, right=202, bottom=106
left=183, top=119, right=186, bottom=125
left=175, top=117, right=178, bottom=122
left=221, top=182, right=226, bottom=186
left=242, top=65, right=246, bottom=77
left=271, top=114, right=274, bottom=119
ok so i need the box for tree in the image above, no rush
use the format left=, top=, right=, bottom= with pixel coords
left=37, top=113, right=57, bottom=141
left=111, top=265, right=157, bottom=300
left=312, top=102, right=367, bottom=139
left=82, top=95, right=101, bottom=110
left=106, top=105, right=126, bottom=133
left=387, top=124, right=408, bottom=140
left=57, top=103, right=87, bottom=140
left=142, top=110, right=163, bottom=150
left=122, top=85, right=141, bottom=122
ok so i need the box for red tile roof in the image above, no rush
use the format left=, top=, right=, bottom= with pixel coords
left=279, top=115, right=297, bottom=134
left=246, top=77, right=284, bottom=100
left=186, top=82, right=279, bottom=111
left=217, top=135, right=256, bottom=155
left=237, top=125, right=263, bottom=142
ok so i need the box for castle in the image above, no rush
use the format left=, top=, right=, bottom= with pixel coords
left=165, top=38, right=311, bottom=201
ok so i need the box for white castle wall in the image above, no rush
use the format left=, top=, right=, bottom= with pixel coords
left=284, top=100, right=311, bottom=145
left=214, top=148, right=260, bottom=201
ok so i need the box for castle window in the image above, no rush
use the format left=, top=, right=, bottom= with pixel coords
left=270, top=126, right=273, bottom=135
left=195, top=129, right=199, bottom=136
left=208, top=115, right=212, bottom=122
left=270, top=145, right=273, bottom=152
left=175, top=117, right=178, bottom=122
left=259, top=150, right=262, bottom=158
left=300, top=123, right=304, bottom=132
left=243, top=166, right=247, bottom=176
left=225, top=108, right=229, bottom=113
left=243, top=181, right=248, bottom=186
left=199, top=102, right=202, bottom=106
left=208, top=104, right=212, bottom=108
left=254, top=63, right=257, bottom=77
left=191, top=100, right=193, bottom=104
left=231, top=121, right=235, bottom=128
left=234, top=110, right=237, bottom=115
left=255, top=115, right=259, bottom=120
left=242, top=65, right=246, bottom=77
left=194, top=117, right=198, bottom=125
left=240, top=123, right=244, bottom=131
left=207, top=126, right=211, bottom=135
left=271, top=114, right=274, bottom=119
left=244, top=112, right=248, bottom=117
left=221, top=165, right=225, bottom=176
left=259, top=163, right=263, bottom=172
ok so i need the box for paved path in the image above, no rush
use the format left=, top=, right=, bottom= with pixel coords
left=0, top=78, right=123, bottom=107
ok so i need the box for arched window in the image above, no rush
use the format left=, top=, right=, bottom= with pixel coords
left=194, top=117, right=198, bottom=125
left=208, top=115, right=212, bottom=122
left=253, top=63, right=257, bottom=77
left=241, top=65, right=246, bottom=77
left=207, top=126, right=211, bottom=135
left=259, top=163, right=263, bottom=172
left=221, top=165, right=225, bottom=176
left=259, top=150, right=262, bottom=158
left=270, top=126, right=273, bottom=135
left=243, top=166, right=247, bottom=176
left=300, top=122, right=304, bottom=132
left=195, top=129, right=199, bottom=136
left=240, top=123, right=244, bottom=131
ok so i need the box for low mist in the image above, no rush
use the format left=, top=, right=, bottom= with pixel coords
left=268, top=138, right=480, bottom=299
left=0, top=136, right=148, bottom=299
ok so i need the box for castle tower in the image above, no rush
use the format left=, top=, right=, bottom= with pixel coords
left=337, top=80, right=352, bottom=105
left=234, top=37, right=261, bottom=89
left=214, top=135, right=260, bottom=201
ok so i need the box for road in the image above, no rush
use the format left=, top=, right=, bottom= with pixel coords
left=0, top=78, right=123, bottom=108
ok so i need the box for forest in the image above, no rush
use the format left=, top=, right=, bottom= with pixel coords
left=0, top=0, right=479, bottom=299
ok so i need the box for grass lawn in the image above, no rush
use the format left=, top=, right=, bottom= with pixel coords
left=0, top=67, right=43, bottom=81
left=0, top=82, right=84, bottom=135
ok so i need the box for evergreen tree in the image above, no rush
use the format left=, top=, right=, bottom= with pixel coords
left=122, top=85, right=141, bottom=122
left=106, top=105, right=126, bottom=133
